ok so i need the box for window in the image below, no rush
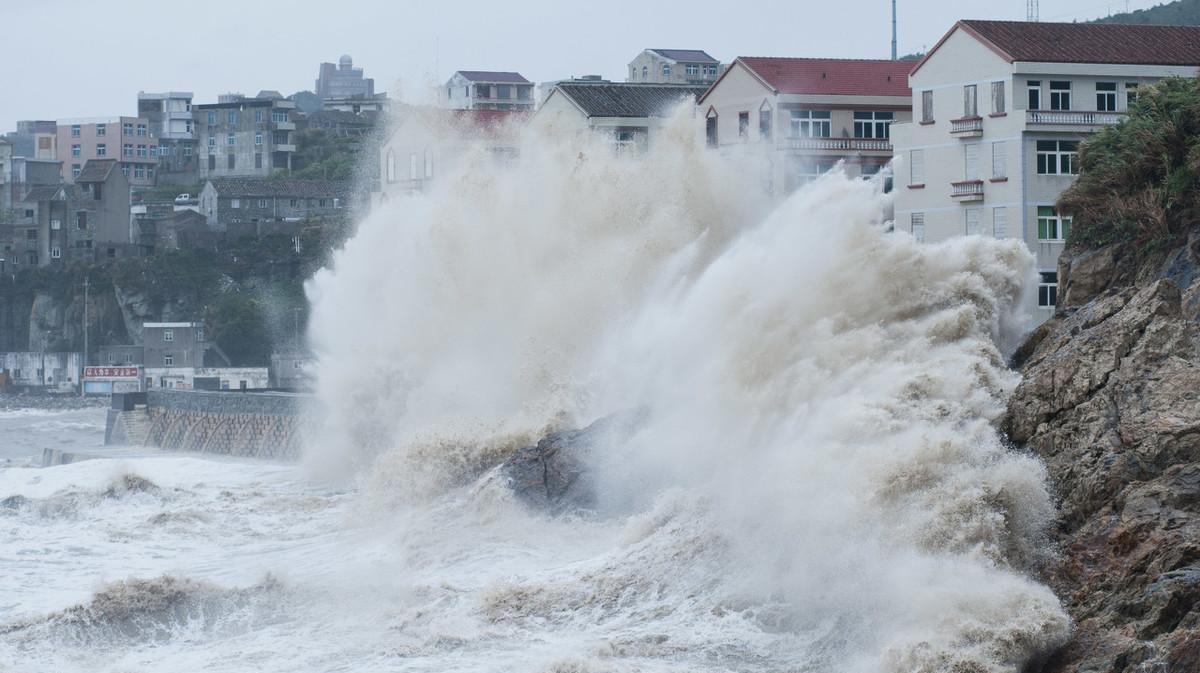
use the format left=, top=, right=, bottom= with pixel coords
left=227, top=133, right=236, bottom=146
left=137, top=123, right=147, bottom=137
left=964, top=142, right=980, bottom=181
left=853, top=111, right=894, bottom=138
left=475, top=84, right=491, bottom=99
left=124, top=122, right=134, bottom=135
left=738, top=112, right=749, bottom=139
left=122, top=165, right=130, bottom=176
left=26, top=228, right=37, bottom=240
left=258, top=199, right=267, bottom=208
left=921, top=90, right=933, bottom=122
left=1037, top=206, right=1072, bottom=241
left=790, top=110, right=831, bottom=138
left=1028, top=81, right=1041, bottom=110
left=1038, top=271, right=1058, bottom=308
left=77, top=211, right=87, bottom=229
left=963, top=84, right=978, bottom=117
left=51, top=218, right=61, bottom=230
left=255, top=153, right=262, bottom=169
left=705, top=111, right=718, bottom=148
left=208, top=155, right=216, bottom=170
left=909, top=149, right=924, bottom=185
left=163, top=329, right=174, bottom=342
left=1126, top=82, right=1140, bottom=107
left=96, top=124, right=106, bottom=136
left=991, top=141, right=1006, bottom=178
left=662, top=63, right=671, bottom=78
left=642, top=66, right=648, bottom=80
left=208, top=136, right=216, bottom=148
left=71, top=144, right=81, bottom=157
left=137, top=145, right=147, bottom=157
left=24, top=209, right=34, bottom=218
left=518, top=86, right=531, bottom=101
left=1036, top=140, right=1079, bottom=175
left=319, top=199, right=327, bottom=208
left=290, top=198, right=299, bottom=207
left=71, top=124, right=81, bottom=137
left=386, top=151, right=396, bottom=182
left=255, top=132, right=262, bottom=145
left=1096, top=82, right=1117, bottom=112
left=159, top=144, right=170, bottom=156
left=497, top=84, right=512, bottom=99
left=227, top=111, right=237, bottom=124
left=965, top=208, right=982, bottom=235
left=410, top=153, right=418, bottom=179
left=424, top=151, right=433, bottom=178
left=991, top=81, right=1006, bottom=114
left=1050, top=81, right=1071, bottom=110
left=255, top=110, right=264, bottom=123
left=183, top=145, right=192, bottom=157
left=72, top=164, right=81, bottom=178
left=231, top=199, right=240, bottom=209
left=163, top=354, right=174, bottom=366
left=685, top=64, right=699, bottom=76
left=207, top=111, right=217, bottom=125
left=96, top=143, right=106, bottom=157
left=134, top=166, right=145, bottom=179
left=186, top=120, right=193, bottom=133
left=911, top=212, right=925, bottom=242
left=759, top=104, right=772, bottom=140
left=227, top=154, right=235, bottom=169
left=992, top=207, right=1008, bottom=238
left=51, top=247, right=61, bottom=259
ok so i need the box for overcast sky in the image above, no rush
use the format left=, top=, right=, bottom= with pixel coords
left=0, top=0, right=1166, bottom=131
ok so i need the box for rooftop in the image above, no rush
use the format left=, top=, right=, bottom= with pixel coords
left=76, top=159, right=118, bottom=183
left=454, top=71, right=531, bottom=84
left=555, top=83, right=710, bottom=118
left=716, top=57, right=914, bottom=99
left=206, top=178, right=349, bottom=199
left=950, top=20, right=1200, bottom=67
left=648, top=49, right=719, bottom=64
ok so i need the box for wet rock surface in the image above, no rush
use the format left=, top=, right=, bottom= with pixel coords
left=1006, top=277, right=1200, bottom=673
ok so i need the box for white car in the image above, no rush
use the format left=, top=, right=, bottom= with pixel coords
left=174, top=193, right=192, bottom=204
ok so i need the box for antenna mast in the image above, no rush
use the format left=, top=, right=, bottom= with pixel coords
left=891, top=0, right=898, bottom=60
left=1027, top=0, right=1039, bottom=21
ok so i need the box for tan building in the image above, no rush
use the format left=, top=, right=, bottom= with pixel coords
left=699, top=56, right=914, bottom=192
left=57, top=117, right=158, bottom=187
left=890, top=20, right=1200, bottom=321
left=626, top=49, right=722, bottom=86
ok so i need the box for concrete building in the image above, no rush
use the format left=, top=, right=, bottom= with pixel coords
left=57, top=117, right=158, bottom=187
left=143, top=322, right=212, bottom=370
left=377, top=107, right=524, bottom=201
left=890, top=20, right=1200, bottom=322
left=316, top=55, right=375, bottom=101
left=532, top=82, right=708, bottom=151
left=0, top=138, right=11, bottom=213
left=194, top=95, right=297, bottom=178
left=699, top=57, right=914, bottom=191
left=627, top=49, right=722, bottom=86
left=138, top=91, right=198, bottom=185
left=443, top=71, right=535, bottom=111
left=3, top=121, right=58, bottom=160
left=198, top=178, right=350, bottom=233
left=0, top=352, right=82, bottom=392
left=99, top=344, right=145, bottom=366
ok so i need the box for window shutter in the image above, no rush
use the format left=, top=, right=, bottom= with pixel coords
left=910, top=150, right=924, bottom=185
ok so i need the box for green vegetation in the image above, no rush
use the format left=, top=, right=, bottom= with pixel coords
left=1095, top=0, right=1200, bottom=25
left=287, top=128, right=362, bottom=181
left=1058, top=77, right=1200, bottom=250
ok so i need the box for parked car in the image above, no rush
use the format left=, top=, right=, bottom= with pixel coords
left=174, top=193, right=192, bottom=204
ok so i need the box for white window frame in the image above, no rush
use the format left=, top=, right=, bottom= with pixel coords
left=409, top=153, right=418, bottom=180
left=163, top=354, right=174, bottom=367
left=386, top=151, right=396, bottom=182
left=1096, top=82, right=1117, bottom=112
left=1027, top=81, right=1042, bottom=110
left=50, top=246, right=61, bottom=259
left=790, top=110, right=831, bottom=138
left=921, top=90, right=933, bottom=122
left=909, top=149, right=925, bottom=185
left=1038, top=271, right=1058, bottom=308
left=1037, top=206, right=1072, bottom=241
left=1036, top=140, right=1079, bottom=175
left=163, top=329, right=174, bottom=342
left=853, top=111, right=893, bottom=139
left=231, top=199, right=240, bottom=209
left=1049, top=81, right=1071, bottom=111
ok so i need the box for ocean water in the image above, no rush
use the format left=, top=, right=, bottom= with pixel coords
left=1, top=113, right=1071, bottom=672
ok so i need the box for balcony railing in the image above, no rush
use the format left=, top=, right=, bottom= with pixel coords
left=1026, top=110, right=1126, bottom=126
left=779, top=137, right=891, bottom=151
left=950, top=116, right=983, bottom=135
left=951, top=180, right=985, bottom=200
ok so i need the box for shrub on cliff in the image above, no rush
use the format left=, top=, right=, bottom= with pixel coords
left=1058, top=77, right=1200, bottom=250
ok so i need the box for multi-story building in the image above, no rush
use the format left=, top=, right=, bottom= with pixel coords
left=194, top=95, right=297, bottom=179
left=443, top=71, right=535, bottom=111
left=699, top=56, right=914, bottom=191
left=890, top=20, right=1200, bottom=322
left=198, top=178, right=350, bottom=233
left=316, top=55, right=375, bottom=100
left=627, top=49, right=722, bottom=85
left=138, top=91, right=198, bottom=185
left=3, top=121, right=58, bottom=160
left=0, top=138, right=11, bottom=212
left=532, top=82, right=708, bottom=151
left=56, top=116, right=158, bottom=187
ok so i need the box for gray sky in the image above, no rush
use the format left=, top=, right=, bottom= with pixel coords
left=0, top=0, right=1166, bottom=131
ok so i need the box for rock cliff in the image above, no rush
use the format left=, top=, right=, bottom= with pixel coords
left=1008, top=229, right=1200, bottom=673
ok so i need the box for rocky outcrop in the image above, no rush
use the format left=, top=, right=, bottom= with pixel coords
left=1006, top=279, right=1200, bottom=673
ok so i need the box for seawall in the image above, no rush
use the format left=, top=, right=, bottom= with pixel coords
left=105, top=390, right=310, bottom=460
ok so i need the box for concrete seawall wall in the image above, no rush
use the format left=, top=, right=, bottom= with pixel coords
left=108, top=390, right=311, bottom=461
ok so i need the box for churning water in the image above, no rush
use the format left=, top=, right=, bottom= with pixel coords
left=1, top=113, right=1070, bottom=672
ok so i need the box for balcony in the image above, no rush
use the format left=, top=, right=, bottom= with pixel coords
left=951, top=180, right=985, bottom=201
left=1026, top=110, right=1126, bottom=127
left=273, top=121, right=296, bottom=131
left=779, top=137, right=892, bottom=152
left=274, top=144, right=297, bottom=153
left=950, top=116, right=983, bottom=137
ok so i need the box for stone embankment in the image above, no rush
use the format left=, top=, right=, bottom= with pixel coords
left=106, top=390, right=308, bottom=461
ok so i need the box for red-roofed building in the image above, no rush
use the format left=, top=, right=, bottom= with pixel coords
left=891, top=20, right=1200, bottom=323
left=698, top=56, right=914, bottom=191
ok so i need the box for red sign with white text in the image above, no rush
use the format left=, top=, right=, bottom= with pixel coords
left=84, top=366, right=140, bottom=379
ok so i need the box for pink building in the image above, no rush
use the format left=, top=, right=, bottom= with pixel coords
left=57, top=117, right=158, bottom=187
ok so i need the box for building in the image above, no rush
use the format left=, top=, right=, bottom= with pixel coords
left=698, top=57, right=914, bottom=191
left=627, top=49, right=722, bottom=85
left=316, top=55, right=375, bottom=101
left=0, top=138, right=11, bottom=212
left=138, top=91, right=198, bottom=185
left=270, top=349, right=314, bottom=390
left=98, top=344, right=145, bottom=366
left=194, top=95, right=297, bottom=178
left=3, top=121, right=58, bottom=160
left=198, top=178, right=350, bottom=233
left=443, top=71, right=535, bottom=111
left=142, top=322, right=213, bottom=370
left=531, top=82, right=708, bottom=151
left=56, top=117, right=158, bottom=187
left=377, top=107, right=524, bottom=201
left=0, top=352, right=82, bottom=392
left=890, top=20, right=1200, bottom=322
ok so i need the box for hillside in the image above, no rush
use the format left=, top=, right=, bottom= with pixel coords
left=1095, top=0, right=1200, bottom=25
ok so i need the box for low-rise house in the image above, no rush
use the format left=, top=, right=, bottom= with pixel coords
left=0, top=351, right=82, bottom=392
left=57, top=116, right=158, bottom=186
left=99, top=345, right=145, bottom=366
left=699, top=57, right=914, bottom=191
left=890, top=20, right=1200, bottom=322
left=270, top=349, right=315, bottom=391
left=443, top=71, right=535, bottom=111
left=376, top=107, right=524, bottom=201
left=194, top=95, right=298, bottom=178
left=198, top=178, right=350, bottom=233
left=531, top=82, right=708, bottom=151
left=627, top=49, right=722, bottom=85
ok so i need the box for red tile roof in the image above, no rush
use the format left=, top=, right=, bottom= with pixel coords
left=948, top=20, right=1200, bottom=67
left=735, top=57, right=914, bottom=97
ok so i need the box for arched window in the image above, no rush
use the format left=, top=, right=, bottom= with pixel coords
left=662, top=63, right=671, bottom=78
left=642, top=66, right=648, bottom=80
left=386, top=150, right=395, bottom=182
left=705, top=107, right=719, bottom=148
left=759, top=100, right=773, bottom=140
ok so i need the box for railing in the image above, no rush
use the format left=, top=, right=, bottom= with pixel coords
left=779, top=137, right=891, bottom=151
left=950, top=116, right=983, bottom=134
left=1026, top=110, right=1126, bottom=126
left=951, top=180, right=984, bottom=198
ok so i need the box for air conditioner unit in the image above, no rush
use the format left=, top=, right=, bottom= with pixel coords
left=50, top=219, right=61, bottom=230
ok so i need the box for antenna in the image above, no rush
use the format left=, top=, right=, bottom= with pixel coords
left=891, top=0, right=898, bottom=60
left=1027, top=0, right=1039, bottom=21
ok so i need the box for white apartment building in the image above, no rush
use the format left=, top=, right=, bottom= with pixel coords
left=443, top=71, right=535, bottom=111
left=891, top=20, right=1200, bottom=322
left=699, top=57, right=914, bottom=192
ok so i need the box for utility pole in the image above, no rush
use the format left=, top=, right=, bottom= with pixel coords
left=1027, top=0, right=1039, bottom=22
left=81, top=276, right=89, bottom=397
left=891, top=0, right=898, bottom=60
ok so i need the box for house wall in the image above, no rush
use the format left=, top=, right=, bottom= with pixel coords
left=57, top=117, right=156, bottom=187
left=0, top=352, right=82, bottom=391
left=627, top=51, right=720, bottom=85
left=195, top=101, right=296, bottom=179
left=143, top=323, right=205, bottom=368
